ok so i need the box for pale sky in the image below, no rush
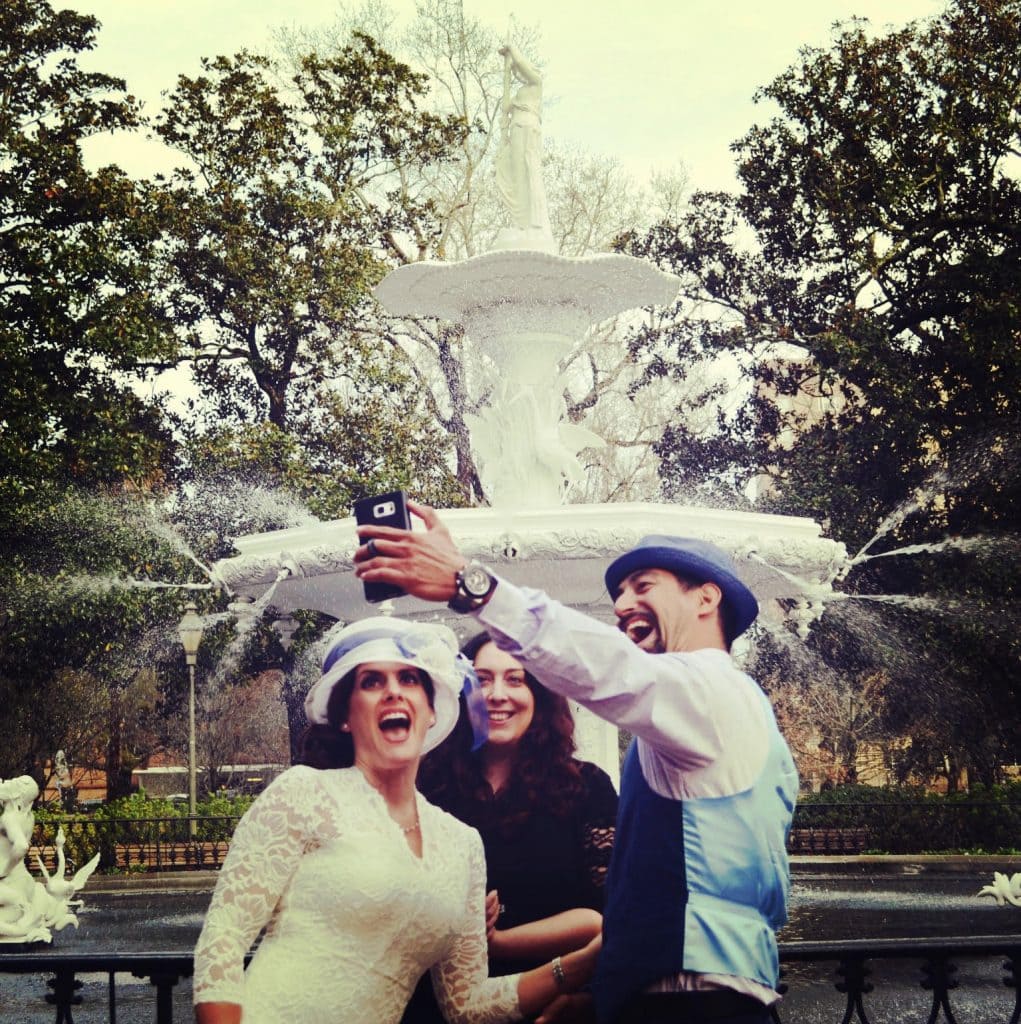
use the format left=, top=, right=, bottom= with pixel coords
left=74, top=0, right=943, bottom=191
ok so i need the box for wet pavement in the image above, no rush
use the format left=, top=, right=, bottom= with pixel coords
left=778, top=862, right=1021, bottom=1023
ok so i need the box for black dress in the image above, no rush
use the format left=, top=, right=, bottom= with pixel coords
left=401, top=760, right=618, bottom=1022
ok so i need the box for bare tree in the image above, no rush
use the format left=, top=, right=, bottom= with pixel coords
left=276, top=1, right=690, bottom=504
left=195, top=672, right=291, bottom=794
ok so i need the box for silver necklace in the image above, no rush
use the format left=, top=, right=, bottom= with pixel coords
left=400, top=817, right=421, bottom=834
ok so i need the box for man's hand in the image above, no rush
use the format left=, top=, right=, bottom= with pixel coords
left=536, top=993, right=595, bottom=1024
left=354, top=500, right=465, bottom=603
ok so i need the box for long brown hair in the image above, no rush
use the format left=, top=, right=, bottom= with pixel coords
left=418, top=634, right=583, bottom=832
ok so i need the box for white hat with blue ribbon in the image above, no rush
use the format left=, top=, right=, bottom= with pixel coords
left=304, top=616, right=487, bottom=754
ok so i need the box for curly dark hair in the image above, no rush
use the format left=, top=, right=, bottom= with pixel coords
left=297, top=667, right=435, bottom=770
left=417, top=633, right=583, bottom=835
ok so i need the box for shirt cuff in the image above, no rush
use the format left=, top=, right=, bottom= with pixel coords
left=475, top=574, right=532, bottom=651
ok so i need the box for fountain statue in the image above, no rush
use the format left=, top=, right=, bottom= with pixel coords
left=210, top=44, right=848, bottom=776
left=493, top=43, right=555, bottom=254
left=0, top=776, right=99, bottom=944
left=977, top=871, right=1021, bottom=907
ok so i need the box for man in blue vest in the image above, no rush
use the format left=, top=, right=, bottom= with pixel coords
left=356, top=501, right=797, bottom=1024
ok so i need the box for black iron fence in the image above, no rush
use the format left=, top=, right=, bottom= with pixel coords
left=29, top=801, right=1021, bottom=874
left=775, top=936, right=1021, bottom=1024
left=792, top=800, right=1021, bottom=854
left=1, top=939, right=1018, bottom=1024
left=30, top=816, right=240, bottom=873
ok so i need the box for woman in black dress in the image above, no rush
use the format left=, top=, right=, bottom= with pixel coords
left=402, top=632, right=617, bottom=1022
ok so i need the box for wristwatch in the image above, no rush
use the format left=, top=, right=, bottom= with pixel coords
left=448, top=561, right=497, bottom=613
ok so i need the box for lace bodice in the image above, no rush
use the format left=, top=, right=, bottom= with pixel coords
left=193, top=766, right=520, bottom=1024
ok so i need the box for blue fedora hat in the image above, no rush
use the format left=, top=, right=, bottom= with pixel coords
left=605, top=535, right=759, bottom=639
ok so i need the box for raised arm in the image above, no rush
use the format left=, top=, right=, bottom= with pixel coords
left=499, top=45, right=513, bottom=116
left=354, top=504, right=768, bottom=775
left=498, top=42, right=541, bottom=87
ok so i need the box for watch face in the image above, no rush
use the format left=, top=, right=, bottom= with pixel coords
left=462, top=564, right=492, bottom=597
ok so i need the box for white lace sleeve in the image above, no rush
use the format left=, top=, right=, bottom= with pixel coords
left=432, top=830, right=521, bottom=1024
left=193, top=766, right=325, bottom=1005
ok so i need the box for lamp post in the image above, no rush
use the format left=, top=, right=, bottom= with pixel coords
left=272, top=614, right=301, bottom=762
left=271, top=614, right=299, bottom=654
left=177, top=602, right=204, bottom=838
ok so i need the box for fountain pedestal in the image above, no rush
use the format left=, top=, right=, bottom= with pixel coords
left=374, top=249, right=680, bottom=506
left=215, top=502, right=846, bottom=627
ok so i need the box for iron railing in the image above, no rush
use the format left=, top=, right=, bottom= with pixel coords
left=792, top=801, right=1021, bottom=854
left=30, top=802, right=1021, bottom=873
left=774, top=936, right=1021, bottom=1024
left=1, top=938, right=1018, bottom=1024
left=30, top=816, right=241, bottom=872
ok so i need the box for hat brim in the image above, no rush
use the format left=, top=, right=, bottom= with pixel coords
left=305, top=635, right=461, bottom=755
left=605, top=546, right=758, bottom=639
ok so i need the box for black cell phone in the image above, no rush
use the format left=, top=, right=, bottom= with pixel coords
left=353, top=490, right=411, bottom=603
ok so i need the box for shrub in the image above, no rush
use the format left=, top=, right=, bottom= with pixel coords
left=795, top=783, right=1021, bottom=853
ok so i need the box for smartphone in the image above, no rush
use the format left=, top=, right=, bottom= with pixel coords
left=353, top=491, right=412, bottom=603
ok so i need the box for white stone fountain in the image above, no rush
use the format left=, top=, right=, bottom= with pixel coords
left=210, top=44, right=848, bottom=776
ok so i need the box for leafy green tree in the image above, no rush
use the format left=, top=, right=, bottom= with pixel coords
left=151, top=39, right=468, bottom=513
left=0, top=488, right=203, bottom=790
left=634, top=0, right=1021, bottom=540
left=0, top=3, right=189, bottom=791
left=734, top=0, right=1020, bottom=542
left=625, top=0, right=1021, bottom=787
left=0, top=0, right=176, bottom=514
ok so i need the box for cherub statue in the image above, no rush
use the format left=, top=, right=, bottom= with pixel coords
left=0, top=775, right=99, bottom=943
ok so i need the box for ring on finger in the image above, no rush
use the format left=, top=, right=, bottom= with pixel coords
left=366, top=538, right=378, bottom=558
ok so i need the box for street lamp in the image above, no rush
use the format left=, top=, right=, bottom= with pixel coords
left=271, top=614, right=300, bottom=653
left=272, top=614, right=301, bottom=762
left=177, top=602, right=204, bottom=838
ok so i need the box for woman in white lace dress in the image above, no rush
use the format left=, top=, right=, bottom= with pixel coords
left=193, top=616, right=599, bottom=1024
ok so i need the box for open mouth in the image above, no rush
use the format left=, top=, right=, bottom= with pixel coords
left=379, top=710, right=412, bottom=736
left=620, top=614, right=657, bottom=647
left=487, top=710, right=513, bottom=724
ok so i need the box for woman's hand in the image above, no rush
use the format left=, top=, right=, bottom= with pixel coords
left=515, top=924, right=602, bottom=1020
left=484, top=889, right=501, bottom=940
left=536, top=993, right=595, bottom=1024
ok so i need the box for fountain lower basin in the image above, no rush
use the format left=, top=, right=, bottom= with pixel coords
left=212, top=501, right=847, bottom=627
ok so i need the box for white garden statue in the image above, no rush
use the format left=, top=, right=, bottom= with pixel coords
left=977, top=870, right=1021, bottom=907
left=0, top=775, right=100, bottom=943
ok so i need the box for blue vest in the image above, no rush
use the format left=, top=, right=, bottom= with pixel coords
left=592, top=689, right=797, bottom=1023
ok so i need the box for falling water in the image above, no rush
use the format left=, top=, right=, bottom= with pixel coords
left=64, top=576, right=218, bottom=594
left=849, top=470, right=952, bottom=564
left=203, top=568, right=294, bottom=689
left=141, top=505, right=221, bottom=590
left=821, top=592, right=944, bottom=613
